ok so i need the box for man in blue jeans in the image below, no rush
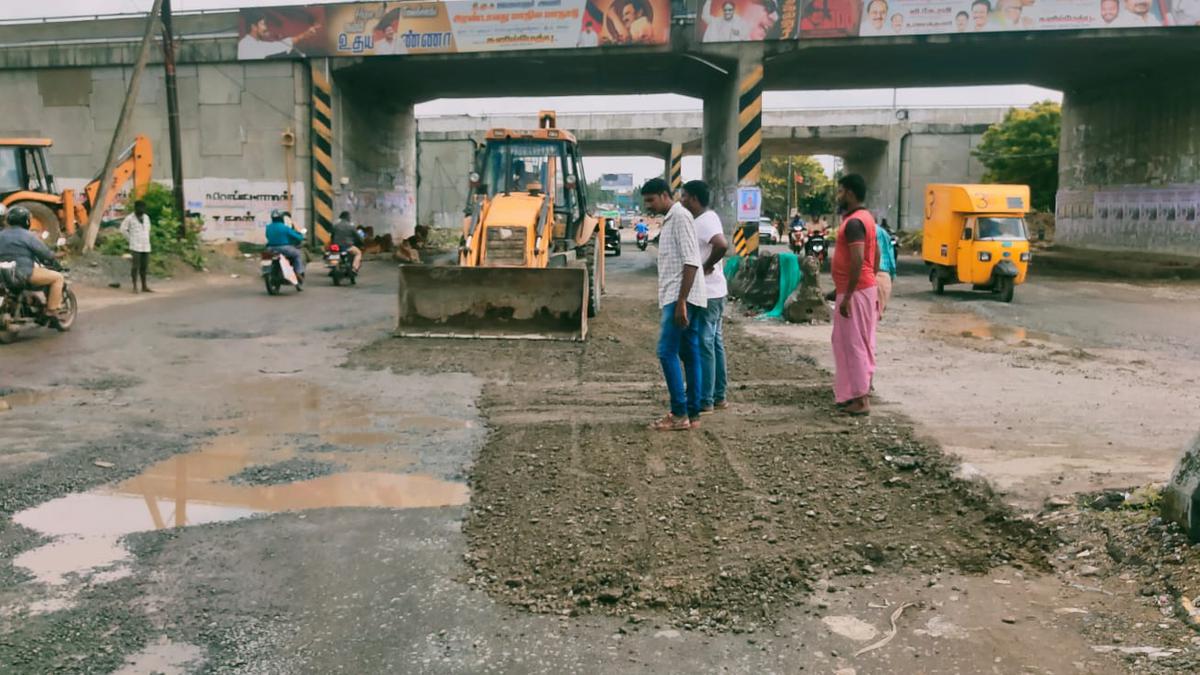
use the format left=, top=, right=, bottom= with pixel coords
left=641, top=178, right=707, bottom=431
left=680, top=180, right=729, bottom=414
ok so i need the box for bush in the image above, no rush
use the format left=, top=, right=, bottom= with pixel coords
left=110, top=183, right=205, bottom=274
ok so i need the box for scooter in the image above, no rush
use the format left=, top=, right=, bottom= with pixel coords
left=0, top=237, right=77, bottom=344
left=636, top=230, right=648, bottom=251
left=325, top=244, right=357, bottom=286
left=804, top=230, right=828, bottom=268
left=789, top=225, right=806, bottom=254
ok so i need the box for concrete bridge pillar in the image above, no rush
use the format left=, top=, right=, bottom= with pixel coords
left=1056, top=75, right=1200, bottom=255
left=703, top=45, right=764, bottom=239
left=334, top=77, right=418, bottom=245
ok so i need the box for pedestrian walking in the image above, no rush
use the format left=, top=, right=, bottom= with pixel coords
left=830, top=174, right=879, bottom=416
left=875, top=218, right=896, bottom=317
left=640, top=178, right=707, bottom=431
left=120, top=200, right=153, bottom=293
left=679, top=180, right=730, bottom=415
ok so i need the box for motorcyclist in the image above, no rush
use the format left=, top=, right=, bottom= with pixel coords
left=331, top=211, right=365, bottom=273
left=634, top=219, right=649, bottom=237
left=264, top=208, right=306, bottom=288
left=0, top=206, right=65, bottom=325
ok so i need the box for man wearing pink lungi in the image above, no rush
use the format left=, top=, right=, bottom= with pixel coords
left=830, top=174, right=879, bottom=416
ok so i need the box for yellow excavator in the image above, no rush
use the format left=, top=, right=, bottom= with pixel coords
left=0, top=135, right=153, bottom=240
left=397, top=111, right=603, bottom=340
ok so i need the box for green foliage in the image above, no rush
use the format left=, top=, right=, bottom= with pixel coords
left=972, top=101, right=1061, bottom=212
left=759, top=155, right=834, bottom=220
left=108, top=183, right=205, bottom=274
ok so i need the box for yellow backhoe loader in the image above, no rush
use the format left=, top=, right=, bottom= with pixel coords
left=397, top=111, right=603, bottom=340
left=0, top=135, right=153, bottom=240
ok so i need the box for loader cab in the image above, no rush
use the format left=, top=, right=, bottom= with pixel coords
left=472, top=133, right=591, bottom=240
left=0, top=139, right=58, bottom=199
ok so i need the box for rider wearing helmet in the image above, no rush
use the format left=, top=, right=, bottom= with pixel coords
left=264, top=208, right=306, bottom=287
left=0, top=205, right=65, bottom=322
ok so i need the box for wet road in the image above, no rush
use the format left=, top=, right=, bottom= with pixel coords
left=1, top=252, right=1131, bottom=673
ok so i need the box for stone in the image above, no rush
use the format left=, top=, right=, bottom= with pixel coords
left=1078, top=565, right=1101, bottom=577
left=890, top=455, right=920, bottom=471
left=597, top=587, right=624, bottom=603
left=1044, top=496, right=1073, bottom=510
left=1162, top=434, right=1200, bottom=542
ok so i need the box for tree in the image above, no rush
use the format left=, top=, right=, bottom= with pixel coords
left=759, top=155, right=834, bottom=220
left=972, top=101, right=1061, bottom=212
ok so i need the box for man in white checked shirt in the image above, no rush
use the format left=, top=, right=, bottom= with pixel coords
left=641, top=178, right=707, bottom=432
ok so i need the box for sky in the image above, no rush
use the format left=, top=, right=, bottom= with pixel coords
left=5, top=1, right=1062, bottom=182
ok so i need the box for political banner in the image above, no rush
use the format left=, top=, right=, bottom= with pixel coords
left=600, top=173, right=635, bottom=191
left=846, top=0, right=1173, bottom=37
left=237, top=0, right=670, bottom=59
left=737, top=186, right=763, bottom=221
left=697, top=0, right=801, bottom=42
left=798, top=0, right=862, bottom=37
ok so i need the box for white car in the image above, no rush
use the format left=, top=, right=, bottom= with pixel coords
left=757, top=218, right=778, bottom=245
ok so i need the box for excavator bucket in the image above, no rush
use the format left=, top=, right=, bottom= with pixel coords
left=397, top=265, right=588, bottom=340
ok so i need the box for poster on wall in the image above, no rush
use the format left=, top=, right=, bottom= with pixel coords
left=849, top=0, right=1173, bottom=37
left=237, top=0, right=670, bottom=59
left=187, top=179, right=307, bottom=243
left=696, top=0, right=800, bottom=42
left=798, top=0, right=862, bottom=37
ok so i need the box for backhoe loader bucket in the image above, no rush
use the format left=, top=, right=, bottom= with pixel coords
left=397, top=266, right=588, bottom=340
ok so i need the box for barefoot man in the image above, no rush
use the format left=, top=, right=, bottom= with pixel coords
left=831, top=174, right=879, bottom=416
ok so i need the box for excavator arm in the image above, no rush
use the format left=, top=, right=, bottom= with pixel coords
left=82, top=135, right=153, bottom=217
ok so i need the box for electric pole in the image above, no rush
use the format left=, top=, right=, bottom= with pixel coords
left=161, top=0, right=187, bottom=236
left=84, top=0, right=165, bottom=251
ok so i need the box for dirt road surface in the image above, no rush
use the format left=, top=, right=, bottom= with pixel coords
left=0, top=248, right=1195, bottom=673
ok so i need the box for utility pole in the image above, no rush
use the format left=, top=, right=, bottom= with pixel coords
left=84, top=0, right=164, bottom=252
left=161, top=0, right=186, bottom=236
left=786, top=156, right=793, bottom=219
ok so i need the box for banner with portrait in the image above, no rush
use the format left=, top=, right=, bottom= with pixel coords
left=696, top=0, right=801, bottom=42
left=236, top=0, right=670, bottom=59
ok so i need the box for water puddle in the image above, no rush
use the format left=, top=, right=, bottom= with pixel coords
left=7, top=376, right=480, bottom=613
left=927, top=310, right=1056, bottom=345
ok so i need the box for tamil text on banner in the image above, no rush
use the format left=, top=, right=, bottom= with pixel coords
left=697, top=0, right=800, bottom=42
left=852, top=0, right=1172, bottom=37
left=237, top=1, right=670, bottom=59
left=600, top=173, right=636, bottom=192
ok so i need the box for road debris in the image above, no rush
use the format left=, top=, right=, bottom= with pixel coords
left=854, top=602, right=914, bottom=657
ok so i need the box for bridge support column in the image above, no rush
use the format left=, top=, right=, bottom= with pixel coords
left=1056, top=75, right=1200, bottom=255
left=336, top=82, right=418, bottom=245
left=667, top=143, right=683, bottom=194
left=704, top=46, right=763, bottom=244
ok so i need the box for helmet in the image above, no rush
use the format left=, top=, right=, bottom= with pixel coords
left=6, top=205, right=31, bottom=229
left=269, top=209, right=284, bottom=221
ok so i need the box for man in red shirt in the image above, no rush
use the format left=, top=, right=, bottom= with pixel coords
left=830, top=174, right=879, bottom=416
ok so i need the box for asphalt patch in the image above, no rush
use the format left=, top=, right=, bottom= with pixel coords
left=228, top=458, right=345, bottom=486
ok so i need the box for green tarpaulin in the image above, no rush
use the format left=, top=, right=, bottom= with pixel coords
left=759, top=252, right=802, bottom=320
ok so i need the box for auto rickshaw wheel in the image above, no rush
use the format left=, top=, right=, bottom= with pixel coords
left=930, top=269, right=945, bottom=295
left=997, top=277, right=1015, bottom=303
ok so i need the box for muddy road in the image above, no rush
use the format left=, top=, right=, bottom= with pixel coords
left=0, top=249, right=1188, bottom=673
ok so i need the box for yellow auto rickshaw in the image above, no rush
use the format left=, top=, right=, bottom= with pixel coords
left=922, top=183, right=1032, bottom=303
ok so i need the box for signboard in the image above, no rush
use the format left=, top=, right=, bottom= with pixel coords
left=600, top=173, right=635, bottom=192
left=237, top=0, right=671, bottom=59
left=737, top=186, right=762, bottom=221
left=698, top=0, right=1182, bottom=41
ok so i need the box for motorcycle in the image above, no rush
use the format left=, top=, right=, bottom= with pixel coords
left=0, top=238, right=77, bottom=344
left=325, top=244, right=357, bottom=286
left=261, top=251, right=302, bottom=295
left=635, top=230, right=648, bottom=251
left=804, top=230, right=828, bottom=268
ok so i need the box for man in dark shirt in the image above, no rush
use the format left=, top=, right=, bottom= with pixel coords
left=331, top=211, right=365, bottom=273
left=0, top=206, right=64, bottom=319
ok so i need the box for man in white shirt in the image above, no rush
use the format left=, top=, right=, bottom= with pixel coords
left=119, top=200, right=153, bottom=293
left=681, top=180, right=730, bottom=415
left=1112, top=0, right=1161, bottom=26
left=642, top=178, right=707, bottom=431
left=702, top=0, right=751, bottom=41
left=859, top=0, right=890, bottom=35
left=238, top=11, right=319, bottom=59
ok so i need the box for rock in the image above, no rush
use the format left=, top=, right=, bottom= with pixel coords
left=890, top=455, right=919, bottom=471
left=1090, top=491, right=1126, bottom=511
left=1044, top=496, right=1073, bottom=510
left=861, top=565, right=875, bottom=575
left=654, top=629, right=681, bottom=639
left=1001, top=616, right=1017, bottom=624
left=1078, top=565, right=1101, bottom=577
left=598, top=587, right=624, bottom=603
left=92, top=460, right=115, bottom=469
left=1162, top=434, right=1200, bottom=542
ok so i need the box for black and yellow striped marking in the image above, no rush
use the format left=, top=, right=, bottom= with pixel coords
left=737, top=65, right=763, bottom=187
left=732, top=223, right=759, bottom=257
left=669, top=144, right=682, bottom=193
left=310, top=61, right=334, bottom=246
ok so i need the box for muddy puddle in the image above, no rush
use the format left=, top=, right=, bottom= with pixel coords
left=7, top=374, right=481, bottom=613
left=926, top=306, right=1059, bottom=345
